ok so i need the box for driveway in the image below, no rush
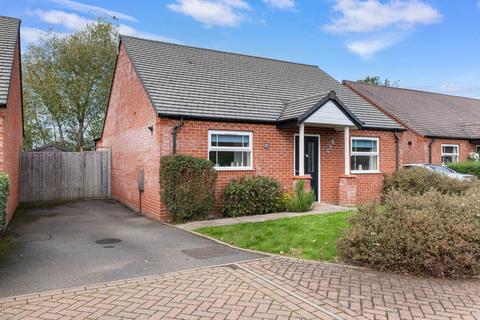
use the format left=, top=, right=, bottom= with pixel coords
left=0, top=200, right=261, bottom=297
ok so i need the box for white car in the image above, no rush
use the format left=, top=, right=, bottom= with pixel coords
left=402, top=164, right=477, bottom=181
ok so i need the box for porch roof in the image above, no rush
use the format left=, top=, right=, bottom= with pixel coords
left=278, top=91, right=363, bottom=128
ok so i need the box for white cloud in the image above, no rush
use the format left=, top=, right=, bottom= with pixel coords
left=263, top=0, right=295, bottom=9
left=324, top=0, right=441, bottom=57
left=21, top=27, right=67, bottom=44
left=167, top=0, right=251, bottom=27
left=118, top=25, right=181, bottom=43
left=25, top=7, right=181, bottom=46
left=47, top=0, right=137, bottom=22
left=324, top=0, right=441, bottom=33
left=439, top=84, right=480, bottom=97
left=346, top=36, right=400, bottom=58
left=32, top=10, right=93, bottom=30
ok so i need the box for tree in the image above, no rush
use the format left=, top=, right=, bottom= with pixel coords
left=357, top=76, right=399, bottom=87
left=23, top=22, right=117, bottom=151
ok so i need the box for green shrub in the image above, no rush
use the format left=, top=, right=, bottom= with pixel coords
left=284, top=180, right=315, bottom=212
left=160, top=155, right=217, bottom=223
left=383, top=167, right=473, bottom=196
left=337, top=188, right=480, bottom=277
left=447, top=161, right=480, bottom=178
left=0, top=172, right=10, bottom=234
left=222, top=176, right=282, bottom=217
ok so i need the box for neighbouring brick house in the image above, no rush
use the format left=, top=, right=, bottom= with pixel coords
left=0, top=16, right=23, bottom=222
left=345, top=81, right=480, bottom=165
left=97, top=35, right=405, bottom=221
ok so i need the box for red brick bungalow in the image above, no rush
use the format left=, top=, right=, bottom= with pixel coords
left=96, top=36, right=404, bottom=221
left=0, top=16, right=23, bottom=222
left=344, top=81, right=480, bottom=165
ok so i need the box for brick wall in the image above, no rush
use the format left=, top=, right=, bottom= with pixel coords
left=0, top=37, right=23, bottom=222
left=96, top=45, right=162, bottom=220
left=351, top=130, right=397, bottom=204
left=159, top=119, right=397, bottom=211
left=397, top=130, right=474, bottom=165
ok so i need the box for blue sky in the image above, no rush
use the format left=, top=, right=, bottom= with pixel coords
left=4, top=0, right=480, bottom=98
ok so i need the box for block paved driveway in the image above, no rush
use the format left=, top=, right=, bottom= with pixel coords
left=1, top=257, right=479, bottom=320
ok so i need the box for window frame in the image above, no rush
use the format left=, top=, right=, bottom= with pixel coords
left=441, top=144, right=459, bottom=164
left=476, top=145, right=480, bottom=154
left=350, top=137, right=380, bottom=174
left=208, top=130, right=253, bottom=171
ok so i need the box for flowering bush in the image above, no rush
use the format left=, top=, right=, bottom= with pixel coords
left=467, top=152, right=480, bottom=161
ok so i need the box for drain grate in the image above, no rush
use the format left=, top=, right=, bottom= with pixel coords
left=95, top=238, right=121, bottom=245
left=12, top=233, right=52, bottom=243
left=182, top=245, right=238, bottom=259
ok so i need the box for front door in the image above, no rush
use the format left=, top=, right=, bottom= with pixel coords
left=295, top=136, right=319, bottom=201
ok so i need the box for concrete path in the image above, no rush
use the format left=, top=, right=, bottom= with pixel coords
left=177, top=203, right=352, bottom=231
left=1, top=257, right=479, bottom=320
left=0, top=200, right=261, bottom=297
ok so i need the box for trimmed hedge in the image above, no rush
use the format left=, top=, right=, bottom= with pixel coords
left=383, top=167, right=473, bottom=196
left=337, top=188, right=480, bottom=277
left=222, top=176, right=282, bottom=217
left=447, top=161, right=480, bottom=178
left=160, top=155, right=217, bottom=223
left=0, top=172, right=10, bottom=234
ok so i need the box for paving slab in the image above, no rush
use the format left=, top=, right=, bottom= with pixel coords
left=177, top=203, right=353, bottom=231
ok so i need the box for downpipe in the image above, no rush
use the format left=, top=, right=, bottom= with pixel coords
left=428, top=138, right=435, bottom=164
left=393, top=131, right=400, bottom=171
left=172, top=117, right=185, bottom=154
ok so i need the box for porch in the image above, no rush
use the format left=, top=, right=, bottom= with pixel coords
left=279, top=91, right=366, bottom=206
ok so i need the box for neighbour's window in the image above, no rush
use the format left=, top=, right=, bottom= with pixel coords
left=208, top=131, right=252, bottom=170
left=351, top=138, right=379, bottom=173
left=476, top=145, right=480, bottom=154
left=441, top=144, right=459, bottom=163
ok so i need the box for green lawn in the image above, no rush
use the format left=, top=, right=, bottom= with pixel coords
left=195, top=211, right=352, bottom=261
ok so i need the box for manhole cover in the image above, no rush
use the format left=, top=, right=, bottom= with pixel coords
left=182, top=245, right=238, bottom=259
left=95, top=238, right=121, bottom=245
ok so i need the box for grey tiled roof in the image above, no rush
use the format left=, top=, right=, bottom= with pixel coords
left=278, top=92, right=329, bottom=121
left=121, top=35, right=402, bottom=130
left=345, top=81, right=480, bottom=139
left=0, top=16, right=20, bottom=106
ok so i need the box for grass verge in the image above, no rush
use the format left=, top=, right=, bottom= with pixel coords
left=195, top=211, right=352, bottom=261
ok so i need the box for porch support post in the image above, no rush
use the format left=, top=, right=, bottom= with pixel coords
left=299, top=123, right=305, bottom=176
left=344, top=126, right=350, bottom=175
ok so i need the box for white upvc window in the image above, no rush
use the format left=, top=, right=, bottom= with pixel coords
left=351, top=137, right=379, bottom=173
left=441, top=144, right=459, bottom=164
left=476, top=145, right=480, bottom=154
left=208, top=130, right=253, bottom=170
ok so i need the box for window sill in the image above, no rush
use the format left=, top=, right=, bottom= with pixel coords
left=350, top=170, right=382, bottom=174
left=214, top=167, right=255, bottom=171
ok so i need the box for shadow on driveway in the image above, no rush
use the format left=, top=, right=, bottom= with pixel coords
left=0, top=200, right=262, bottom=297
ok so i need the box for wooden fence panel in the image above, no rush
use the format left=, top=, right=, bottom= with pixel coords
left=20, top=151, right=111, bottom=202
